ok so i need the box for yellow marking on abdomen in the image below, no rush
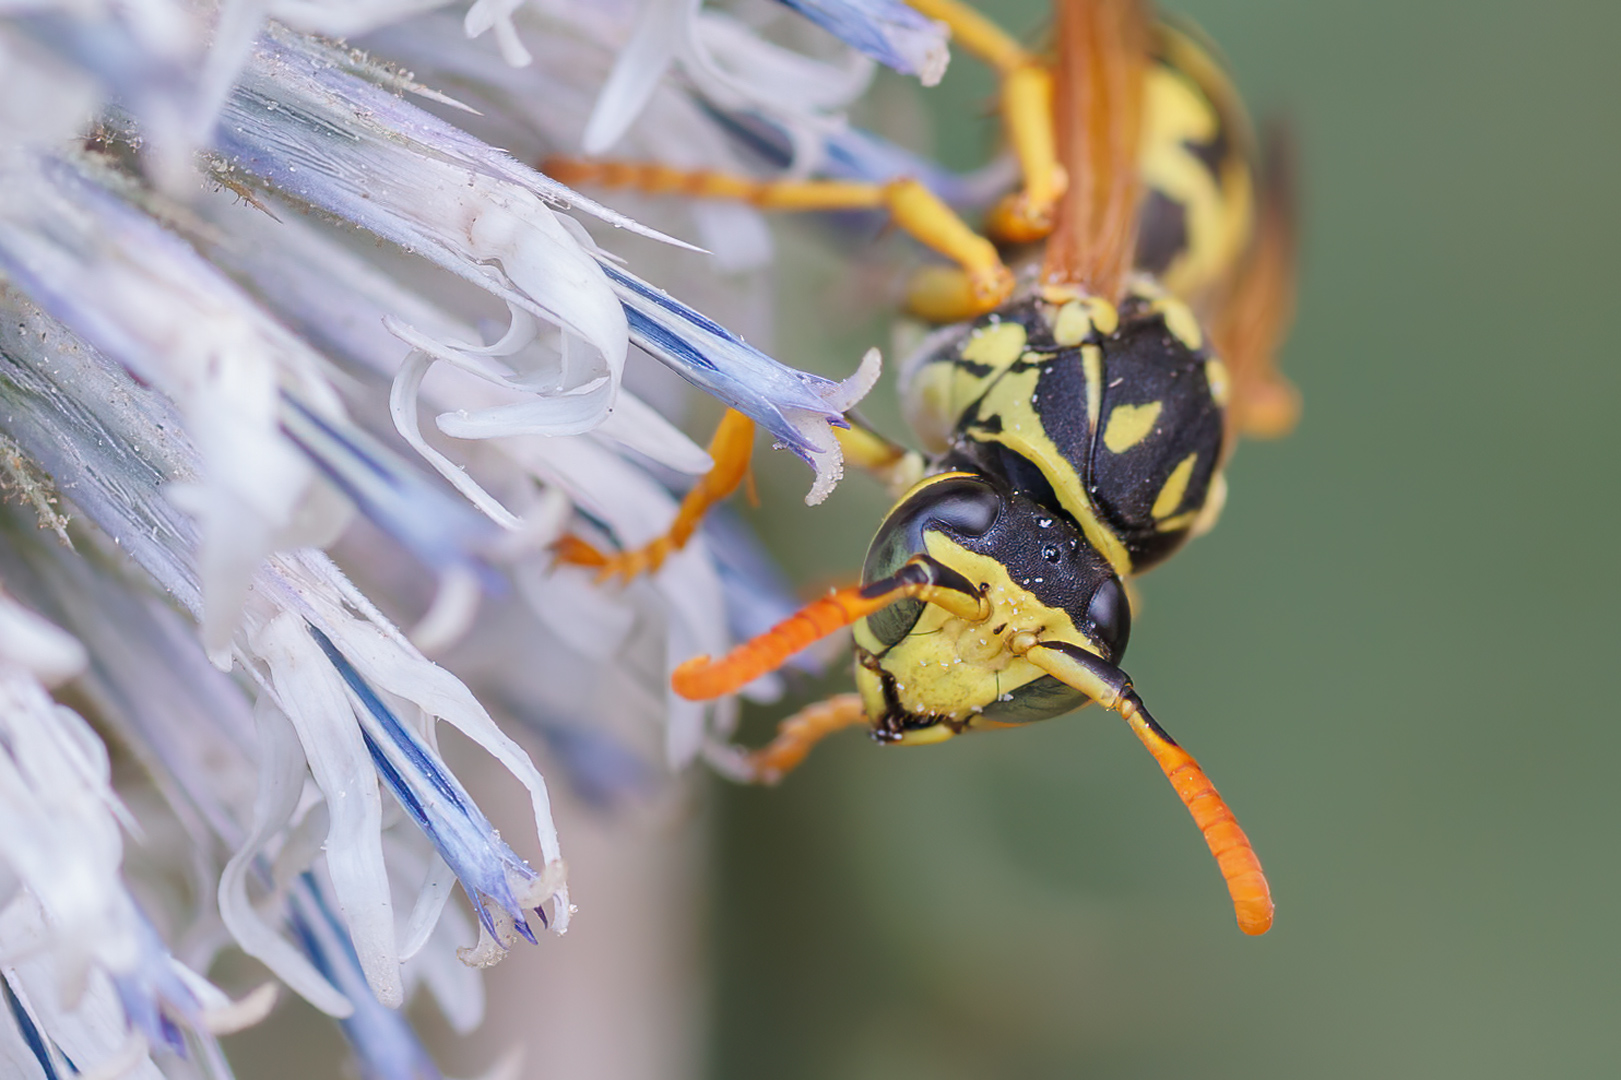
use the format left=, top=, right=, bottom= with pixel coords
left=1152, top=453, right=1199, bottom=519
left=1103, top=401, right=1163, bottom=453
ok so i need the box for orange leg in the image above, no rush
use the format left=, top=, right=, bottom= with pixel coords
left=673, top=554, right=988, bottom=700
left=1213, top=126, right=1302, bottom=441
left=741, top=693, right=869, bottom=784
left=543, top=159, right=1013, bottom=321
left=554, top=409, right=755, bottom=582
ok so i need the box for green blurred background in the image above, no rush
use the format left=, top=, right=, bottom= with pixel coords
left=715, top=1, right=1621, bottom=1077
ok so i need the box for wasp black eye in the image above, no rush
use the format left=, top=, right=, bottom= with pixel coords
left=1087, top=578, right=1131, bottom=660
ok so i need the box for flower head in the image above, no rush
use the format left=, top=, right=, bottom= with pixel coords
left=0, top=0, right=961, bottom=1074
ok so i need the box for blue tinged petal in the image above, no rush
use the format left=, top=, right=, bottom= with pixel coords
left=597, top=260, right=879, bottom=503
left=0, top=288, right=201, bottom=614
left=288, top=876, right=444, bottom=1080
left=278, top=394, right=502, bottom=581
left=211, top=26, right=637, bottom=380
left=773, top=0, right=949, bottom=84
left=308, top=625, right=547, bottom=944
left=2, top=973, right=65, bottom=1080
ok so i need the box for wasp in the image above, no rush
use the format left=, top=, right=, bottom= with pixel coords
left=548, top=0, right=1298, bottom=935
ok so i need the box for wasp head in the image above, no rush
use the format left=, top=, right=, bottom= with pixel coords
left=852, top=471, right=1130, bottom=741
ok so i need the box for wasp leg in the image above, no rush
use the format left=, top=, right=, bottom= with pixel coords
left=673, top=554, right=988, bottom=699
left=834, top=416, right=925, bottom=497
left=738, top=693, right=869, bottom=784
left=1213, top=125, right=1301, bottom=441
left=555, top=409, right=755, bottom=582
left=906, top=0, right=1064, bottom=243
left=542, top=159, right=1013, bottom=320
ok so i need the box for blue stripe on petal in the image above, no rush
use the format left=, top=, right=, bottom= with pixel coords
left=2, top=975, right=63, bottom=1080
left=289, top=877, right=445, bottom=1080
left=600, top=262, right=857, bottom=467
left=307, top=625, right=541, bottom=942
left=279, top=394, right=501, bottom=585
left=773, top=0, right=949, bottom=83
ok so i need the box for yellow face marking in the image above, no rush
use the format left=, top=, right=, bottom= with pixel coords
left=1152, top=453, right=1199, bottom=519
left=960, top=320, right=1027, bottom=369
left=1103, top=401, right=1163, bottom=454
left=869, top=537, right=1086, bottom=724
left=1205, top=357, right=1231, bottom=409
left=1151, top=296, right=1204, bottom=352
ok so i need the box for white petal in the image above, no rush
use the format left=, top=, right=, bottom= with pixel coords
left=324, top=621, right=569, bottom=929
left=399, top=854, right=459, bottom=963
left=388, top=348, right=525, bottom=531
left=0, top=598, right=85, bottom=687
left=253, top=612, right=401, bottom=1009
left=219, top=695, right=354, bottom=1018
left=593, top=391, right=714, bottom=475
left=582, top=0, right=699, bottom=154
left=434, top=378, right=613, bottom=440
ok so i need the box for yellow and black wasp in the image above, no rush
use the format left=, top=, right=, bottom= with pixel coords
left=548, top=0, right=1298, bottom=935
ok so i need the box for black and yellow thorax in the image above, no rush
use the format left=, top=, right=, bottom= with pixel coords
left=901, top=284, right=1227, bottom=578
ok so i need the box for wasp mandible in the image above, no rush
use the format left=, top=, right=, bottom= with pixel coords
left=548, top=0, right=1299, bottom=936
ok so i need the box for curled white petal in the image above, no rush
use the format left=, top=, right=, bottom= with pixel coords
left=219, top=695, right=354, bottom=1018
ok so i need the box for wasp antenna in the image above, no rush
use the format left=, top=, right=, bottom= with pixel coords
left=1019, top=640, right=1272, bottom=934
left=671, top=555, right=988, bottom=700
left=1042, top=0, right=1150, bottom=298
left=1119, top=694, right=1275, bottom=935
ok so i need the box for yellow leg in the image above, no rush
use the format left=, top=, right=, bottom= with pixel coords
left=743, top=693, right=870, bottom=784
left=543, top=159, right=1013, bottom=321
left=906, top=0, right=1065, bottom=243
left=555, top=409, right=755, bottom=582
left=834, top=421, right=924, bottom=495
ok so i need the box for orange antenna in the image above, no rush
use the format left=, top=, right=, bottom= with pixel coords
left=1120, top=698, right=1274, bottom=935
left=1042, top=0, right=1149, bottom=298
left=1020, top=639, right=1273, bottom=934
left=672, top=556, right=988, bottom=700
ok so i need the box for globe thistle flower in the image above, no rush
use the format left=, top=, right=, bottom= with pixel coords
left=0, top=0, right=990, bottom=1076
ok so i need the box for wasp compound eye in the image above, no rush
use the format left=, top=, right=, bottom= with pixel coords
left=1087, top=577, right=1131, bottom=660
